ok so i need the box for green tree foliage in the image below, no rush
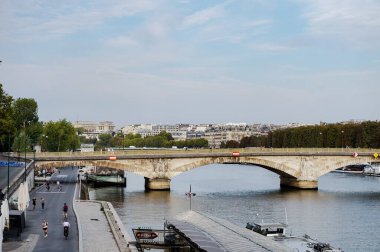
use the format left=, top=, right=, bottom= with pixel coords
left=43, top=119, right=80, bottom=152
left=239, top=122, right=380, bottom=148
left=97, top=133, right=113, bottom=149
left=224, top=140, right=240, bottom=148
left=172, top=138, right=208, bottom=148
left=0, top=84, right=15, bottom=151
left=93, top=131, right=208, bottom=149
left=12, top=131, right=32, bottom=152
left=13, top=98, right=39, bottom=130
left=27, top=122, right=43, bottom=146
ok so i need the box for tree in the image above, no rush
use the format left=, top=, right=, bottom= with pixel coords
left=224, top=140, right=240, bottom=148
left=158, top=131, right=174, bottom=141
left=13, top=98, right=39, bottom=130
left=97, top=133, right=113, bottom=149
left=43, top=119, right=80, bottom=152
left=27, top=122, right=43, bottom=146
left=0, top=84, right=15, bottom=151
left=12, top=131, right=32, bottom=152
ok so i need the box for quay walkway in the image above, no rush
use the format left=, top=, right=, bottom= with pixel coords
left=2, top=167, right=135, bottom=252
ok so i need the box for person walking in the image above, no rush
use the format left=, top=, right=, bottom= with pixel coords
left=32, top=197, right=36, bottom=210
left=42, top=219, right=48, bottom=237
left=41, top=197, right=45, bottom=209
left=63, top=203, right=69, bottom=220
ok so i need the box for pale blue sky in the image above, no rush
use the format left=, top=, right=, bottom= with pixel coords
left=1, top=0, right=379, bottom=127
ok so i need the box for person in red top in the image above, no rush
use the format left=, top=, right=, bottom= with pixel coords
left=63, top=203, right=69, bottom=219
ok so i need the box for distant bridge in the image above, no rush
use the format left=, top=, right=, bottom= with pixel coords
left=30, top=148, right=380, bottom=190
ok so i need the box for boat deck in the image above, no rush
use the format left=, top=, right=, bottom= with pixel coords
left=170, top=211, right=291, bottom=252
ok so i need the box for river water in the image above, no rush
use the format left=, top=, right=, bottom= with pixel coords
left=88, top=164, right=380, bottom=252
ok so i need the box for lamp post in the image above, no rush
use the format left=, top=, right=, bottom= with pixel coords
left=122, top=133, right=125, bottom=151
left=18, top=134, right=20, bottom=161
left=24, top=122, right=27, bottom=181
left=341, top=130, right=344, bottom=152
left=7, top=133, right=10, bottom=195
left=319, top=132, right=323, bottom=148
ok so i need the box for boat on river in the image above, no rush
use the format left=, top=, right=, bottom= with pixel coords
left=363, top=164, right=380, bottom=176
left=333, top=163, right=371, bottom=174
left=246, top=221, right=343, bottom=252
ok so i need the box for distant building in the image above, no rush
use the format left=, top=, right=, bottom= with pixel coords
left=80, top=144, right=94, bottom=152
left=73, top=121, right=116, bottom=139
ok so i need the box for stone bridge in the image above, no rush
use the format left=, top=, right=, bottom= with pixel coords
left=33, top=150, right=379, bottom=190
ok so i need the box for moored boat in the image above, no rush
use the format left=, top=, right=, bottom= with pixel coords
left=333, top=163, right=371, bottom=174
left=246, top=221, right=343, bottom=252
left=363, top=164, right=380, bottom=176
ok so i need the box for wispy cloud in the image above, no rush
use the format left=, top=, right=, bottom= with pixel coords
left=0, top=0, right=159, bottom=41
left=182, top=2, right=228, bottom=28
left=302, top=0, right=380, bottom=49
left=106, top=36, right=138, bottom=47
left=249, top=43, right=291, bottom=52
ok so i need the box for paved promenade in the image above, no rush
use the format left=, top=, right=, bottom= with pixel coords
left=2, top=167, right=133, bottom=252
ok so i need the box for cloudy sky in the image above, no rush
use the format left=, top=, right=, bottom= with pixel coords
left=0, top=0, right=379, bottom=127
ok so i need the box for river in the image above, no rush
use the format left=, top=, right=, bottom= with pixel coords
left=88, top=164, right=380, bottom=252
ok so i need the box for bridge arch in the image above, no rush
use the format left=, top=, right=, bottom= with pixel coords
left=168, top=156, right=298, bottom=179
left=34, top=152, right=375, bottom=190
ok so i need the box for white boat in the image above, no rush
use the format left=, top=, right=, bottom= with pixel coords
left=333, top=163, right=371, bottom=174
left=363, top=164, right=380, bottom=176
left=246, top=221, right=343, bottom=252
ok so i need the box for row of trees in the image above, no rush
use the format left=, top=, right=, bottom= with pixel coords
left=235, top=121, right=380, bottom=148
left=81, top=131, right=209, bottom=150
left=0, top=84, right=80, bottom=152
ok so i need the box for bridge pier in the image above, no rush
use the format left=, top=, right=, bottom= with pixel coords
left=280, top=176, right=318, bottom=190
left=144, top=177, right=171, bottom=191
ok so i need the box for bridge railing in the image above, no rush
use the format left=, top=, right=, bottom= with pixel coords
left=6, top=147, right=379, bottom=159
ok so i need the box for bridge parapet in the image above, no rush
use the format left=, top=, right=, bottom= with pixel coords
left=31, top=150, right=380, bottom=190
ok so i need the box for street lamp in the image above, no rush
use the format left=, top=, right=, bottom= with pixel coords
left=24, top=122, right=27, bottom=181
left=319, top=132, right=323, bottom=148
left=341, top=130, right=344, bottom=152
left=7, top=133, right=10, bottom=195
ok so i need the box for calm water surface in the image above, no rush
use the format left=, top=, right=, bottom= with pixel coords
left=89, top=164, right=380, bottom=252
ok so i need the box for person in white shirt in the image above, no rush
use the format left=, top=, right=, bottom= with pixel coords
left=63, top=221, right=70, bottom=239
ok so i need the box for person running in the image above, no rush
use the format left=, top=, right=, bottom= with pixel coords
left=41, top=197, right=45, bottom=209
left=63, top=203, right=69, bottom=219
left=42, top=219, right=48, bottom=237
left=32, top=197, right=36, bottom=210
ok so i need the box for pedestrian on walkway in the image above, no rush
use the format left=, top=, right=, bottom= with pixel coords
left=41, top=197, right=45, bottom=209
left=42, top=219, right=48, bottom=237
left=32, top=197, right=36, bottom=210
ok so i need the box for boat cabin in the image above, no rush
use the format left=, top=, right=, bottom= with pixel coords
left=246, top=222, right=287, bottom=237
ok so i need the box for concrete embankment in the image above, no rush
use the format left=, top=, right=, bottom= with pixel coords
left=74, top=200, right=137, bottom=252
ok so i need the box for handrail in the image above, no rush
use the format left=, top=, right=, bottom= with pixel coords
left=3, top=148, right=379, bottom=159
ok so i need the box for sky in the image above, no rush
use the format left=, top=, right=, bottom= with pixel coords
left=0, top=0, right=379, bottom=128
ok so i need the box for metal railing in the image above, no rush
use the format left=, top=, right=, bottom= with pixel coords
left=9, top=147, right=380, bottom=159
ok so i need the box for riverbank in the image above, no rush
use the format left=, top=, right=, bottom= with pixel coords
left=2, top=167, right=138, bottom=252
left=74, top=200, right=137, bottom=252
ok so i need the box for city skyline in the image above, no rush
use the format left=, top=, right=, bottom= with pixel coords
left=1, top=1, right=379, bottom=127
